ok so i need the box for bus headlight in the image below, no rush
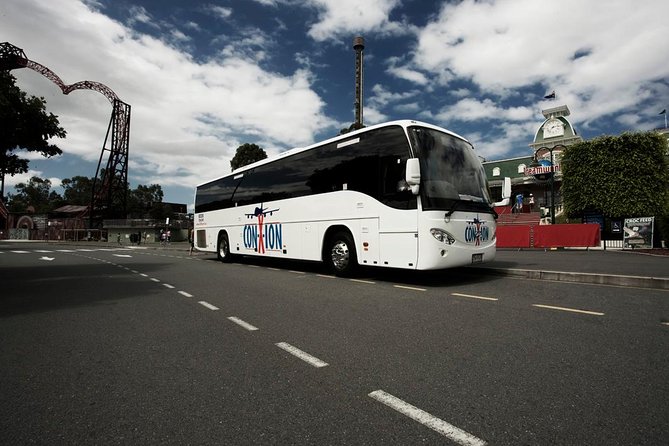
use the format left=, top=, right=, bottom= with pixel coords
left=430, top=228, right=455, bottom=245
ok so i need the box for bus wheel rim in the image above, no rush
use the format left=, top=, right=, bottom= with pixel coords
left=331, top=241, right=349, bottom=270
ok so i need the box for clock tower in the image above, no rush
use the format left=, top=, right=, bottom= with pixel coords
left=530, top=104, right=582, bottom=152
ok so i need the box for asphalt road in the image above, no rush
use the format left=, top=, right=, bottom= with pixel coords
left=1, top=243, right=668, bottom=445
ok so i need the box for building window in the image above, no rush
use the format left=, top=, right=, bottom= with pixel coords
left=518, top=164, right=526, bottom=174
left=492, top=167, right=500, bottom=177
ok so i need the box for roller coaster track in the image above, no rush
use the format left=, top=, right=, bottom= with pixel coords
left=0, top=41, right=130, bottom=224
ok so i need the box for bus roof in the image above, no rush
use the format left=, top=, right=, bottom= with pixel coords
left=196, top=120, right=471, bottom=188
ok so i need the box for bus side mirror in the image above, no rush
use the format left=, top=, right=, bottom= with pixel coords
left=493, top=177, right=512, bottom=206
left=405, top=158, right=421, bottom=195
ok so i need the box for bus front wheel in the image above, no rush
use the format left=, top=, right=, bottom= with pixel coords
left=326, top=231, right=357, bottom=276
left=217, top=232, right=233, bottom=263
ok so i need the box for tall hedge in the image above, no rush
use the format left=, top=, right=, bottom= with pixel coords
left=561, top=131, right=669, bottom=220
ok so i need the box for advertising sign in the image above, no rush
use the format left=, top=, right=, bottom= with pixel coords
left=623, top=217, right=654, bottom=249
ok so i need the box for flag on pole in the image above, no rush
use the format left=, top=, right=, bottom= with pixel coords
left=544, top=90, right=556, bottom=100
left=660, top=109, right=666, bottom=115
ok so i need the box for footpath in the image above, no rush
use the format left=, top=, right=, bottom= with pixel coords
left=471, top=248, right=669, bottom=290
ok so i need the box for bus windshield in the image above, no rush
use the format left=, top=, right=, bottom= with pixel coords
left=408, top=126, right=492, bottom=213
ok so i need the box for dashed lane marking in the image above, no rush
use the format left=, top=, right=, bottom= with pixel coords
left=198, top=301, right=219, bottom=311
left=350, top=278, right=375, bottom=284
left=532, top=304, right=604, bottom=316
left=162, top=283, right=175, bottom=289
left=394, top=285, right=426, bottom=292
left=178, top=291, right=194, bottom=298
left=368, top=390, right=487, bottom=446
left=275, top=342, right=328, bottom=368
left=227, top=316, right=259, bottom=331
left=150, top=278, right=160, bottom=283
left=451, top=292, right=498, bottom=301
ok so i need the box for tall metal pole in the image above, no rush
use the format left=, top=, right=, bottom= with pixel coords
left=353, top=36, right=365, bottom=130
left=550, top=146, right=555, bottom=225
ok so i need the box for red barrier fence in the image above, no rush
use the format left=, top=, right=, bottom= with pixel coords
left=497, top=225, right=532, bottom=248
left=497, top=224, right=601, bottom=249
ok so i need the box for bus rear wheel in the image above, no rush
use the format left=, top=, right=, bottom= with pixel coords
left=217, top=232, right=233, bottom=263
left=326, top=231, right=357, bottom=277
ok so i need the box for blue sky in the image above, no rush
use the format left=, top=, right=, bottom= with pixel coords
left=2, top=0, right=668, bottom=209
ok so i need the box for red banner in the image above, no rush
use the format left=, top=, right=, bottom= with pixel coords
left=496, top=224, right=601, bottom=248
left=496, top=225, right=531, bottom=248
left=534, top=224, right=600, bottom=248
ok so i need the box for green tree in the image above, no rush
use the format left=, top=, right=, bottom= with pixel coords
left=230, top=143, right=267, bottom=171
left=127, top=184, right=164, bottom=218
left=61, top=175, right=94, bottom=205
left=561, top=131, right=669, bottom=218
left=0, top=71, right=66, bottom=199
left=7, top=176, right=62, bottom=213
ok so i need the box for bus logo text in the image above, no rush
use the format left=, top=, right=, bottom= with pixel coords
left=243, top=204, right=282, bottom=253
left=465, top=217, right=489, bottom=246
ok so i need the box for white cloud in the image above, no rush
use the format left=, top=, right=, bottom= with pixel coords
left=362, top=107, right=388, bottom=125
left=206, top=5, right=233, bottom=20
left=368, top=84, right=419, bottom=108
left=300, top=0, right=407, bottom=41
left=2, top=0, right=335, bottom=203
left=394, top=0, right=669, bottom=160
left=413, top=0, right=669, bottom=126
left=3, top=170, right=46, bottom=189
left=385, top=57, right=429, bottom=86
left=436, top=98, right=534, bottom=123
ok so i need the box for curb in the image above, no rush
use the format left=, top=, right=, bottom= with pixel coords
left=474, top=267, right=669, bottom=290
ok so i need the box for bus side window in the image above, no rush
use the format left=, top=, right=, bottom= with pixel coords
left=379, top=156, right=416, bottom=209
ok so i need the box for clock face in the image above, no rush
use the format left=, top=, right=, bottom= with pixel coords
left=543, top=118, right=564, bottom=138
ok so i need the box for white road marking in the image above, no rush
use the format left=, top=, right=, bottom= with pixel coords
left=227, top=317, right=259, bottom=331
left=39, top=256, right=55, bottom=261
left=56, top=249, right=75, bottom=252
left=113, top=254, right=132, bottom=258
left=198, top=301, right=219, bottom=311
left=275, top=342, right=328, bottom=368
left=11, top=250, right=29, bottom=254
left=140, top=273, right=148, bottom=277
left=368, top=390, right=487, bottom=446
left=150, top=278, right=160, bottom=283
left=350, top=278, right=375, bottom=284
left=394, top=285, right=426, bottom=292
left=178, top=291, right=193, bottom=298
left=317, top=274, right=336, bottom=279
left=131, top=270, right=139, bottom=274
left=451, top=292, right=498, bottom=301
left=661, top=322, right=669, bottom=326
left=289, top=270, right=306, bottom=274
left=162, top=283, right=175, bottom=289
left=532, top=304, right=604, bottom=316
left=33, top=250, right=53, bottom=253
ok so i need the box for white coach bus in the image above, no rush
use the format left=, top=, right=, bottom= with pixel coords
left=194, top=120, right=496, bottom=276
